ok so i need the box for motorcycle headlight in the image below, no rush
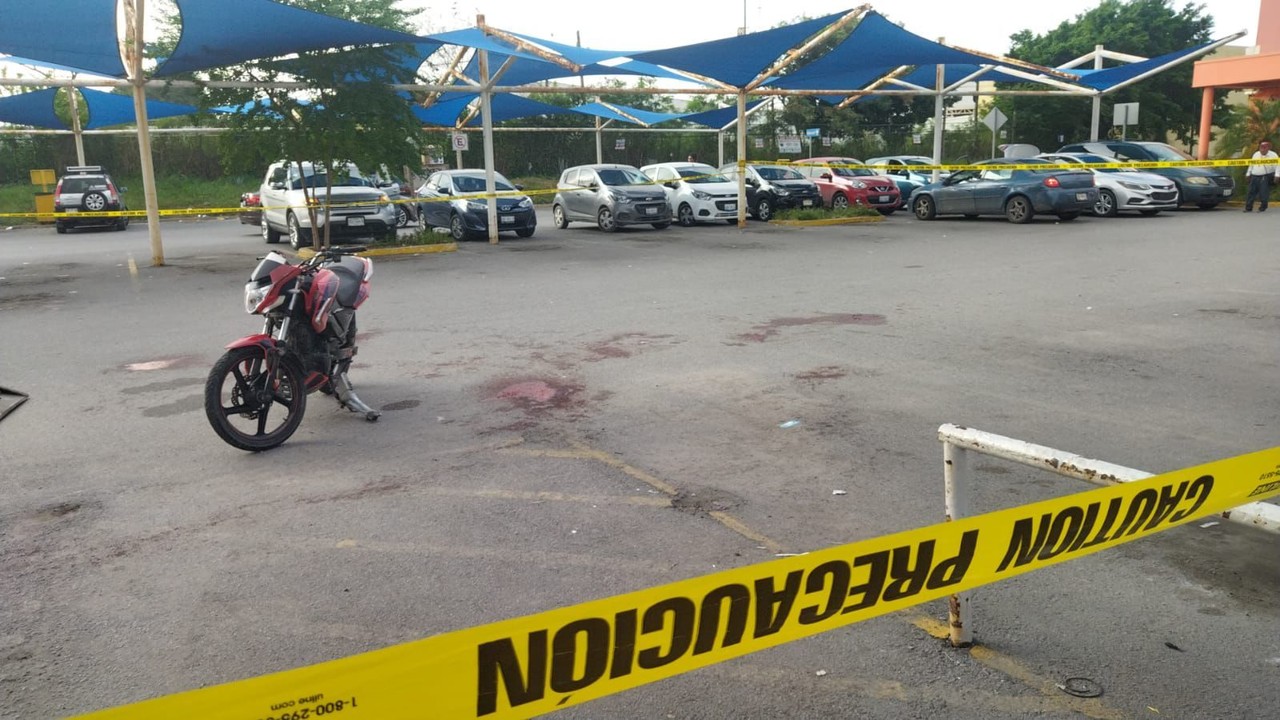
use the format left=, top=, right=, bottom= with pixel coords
left=1185, top=176, right=1211, bottom=185
left=517, top=197, right=533, bottom=209
left=1118, top=181, right=1150, bottom=191
left=611, top=192, right=633, bottom=204
left=692, top=190, right=711, bottom=200
left=244, top=281, right=272, bottom=314
left=850, top=181, right=867, bottom=189
left=465, top=200, right=487, bottom=212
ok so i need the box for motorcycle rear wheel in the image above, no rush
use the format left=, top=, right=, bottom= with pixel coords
left=205, top=347, right=307, bottom=451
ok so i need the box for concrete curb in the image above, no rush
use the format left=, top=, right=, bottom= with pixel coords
left=768, top=215, right=886, bottom=228
left=297, top=242, right=457, bottom=259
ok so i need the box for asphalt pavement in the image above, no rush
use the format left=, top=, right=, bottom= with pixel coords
left=1, top=207, right=1278, bottom=719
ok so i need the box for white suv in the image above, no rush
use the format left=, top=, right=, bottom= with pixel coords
left=259, top=161, right=397, bottom=249
left=640, top=163, right=741, bottom=226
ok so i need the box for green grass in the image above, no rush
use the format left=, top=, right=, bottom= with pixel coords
left=773, top=204, right=882, bottom=222
left=0, top=174, right=262, bottom=224
left=510, top=176, right=557, bottom=205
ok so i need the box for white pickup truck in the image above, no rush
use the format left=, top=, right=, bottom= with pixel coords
left=259, top=161, right=397, bottom=249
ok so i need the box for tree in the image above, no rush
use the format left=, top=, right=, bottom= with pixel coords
left=996, top=0, right=1224, bottom=151
left=196, top=0, right=426, bottom=249
left=1217, top=98, right=1280, bottom=156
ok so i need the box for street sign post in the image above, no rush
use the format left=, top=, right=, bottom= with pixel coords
left=1113, top=102, right=1139, bottom=141
left=982, top=108, right=1008, bottom=158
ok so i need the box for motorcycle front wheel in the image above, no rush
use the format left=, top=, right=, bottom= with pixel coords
left=204, top=347, right=307, bottom=451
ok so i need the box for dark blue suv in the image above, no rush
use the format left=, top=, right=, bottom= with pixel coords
left=1056, top=141, right=1233, bottom=209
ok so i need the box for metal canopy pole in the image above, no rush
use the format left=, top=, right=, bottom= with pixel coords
left=595, top=115, right=603, bottom=163
left=1090, top=45, right=1103, bottom=141
left=931, top=48, right=945, bottom=183
left=66, top=84, right=86, bottom=165
left=477, top=40, right=499, bottom=245
left=718, top=130, right=724, bottom=168
left=736, top=91, right=747, bottom=228
left=123, top=0, right=163, bottom=266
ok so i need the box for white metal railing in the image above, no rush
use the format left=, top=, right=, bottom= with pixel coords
left=938, top=424, right=1280, bottom=647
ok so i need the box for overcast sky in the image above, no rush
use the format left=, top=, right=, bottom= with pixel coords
left=406, top=0, right=1261, bottom=54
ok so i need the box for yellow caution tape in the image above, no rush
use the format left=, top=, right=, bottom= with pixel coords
left=76, top=446, right=1280, bottom=720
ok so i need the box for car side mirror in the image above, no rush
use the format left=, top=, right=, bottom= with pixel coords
left=515, top=183, right=525, bottom=190
left=664, top=181, right=678, bottom=189
left=746, top=177, right=759, bottom=186
left=819, top=172, right=832, bottom=181
left=584, top=182, right=598, bottom=190
left=440, top=187, right=451, bottom=195
left=270, top=182, right=285, bottom=190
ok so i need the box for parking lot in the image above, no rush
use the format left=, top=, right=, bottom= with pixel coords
left=2, top=207, right=1278, bottom=719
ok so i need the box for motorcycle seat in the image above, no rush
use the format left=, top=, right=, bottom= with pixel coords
left=326, top=257, right=367, bottom=308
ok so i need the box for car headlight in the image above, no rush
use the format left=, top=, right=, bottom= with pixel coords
left=610, top=192, right=633, bottom=204
left=692, top=190, right=711, bottom=200
left=1185, top=176, right=1211, bottom=185
left=850, top=181, right=867, bottom=189
left=517, top=197, right=533, bottom=209
left=465, top=200, right=487, bottom=212
left=774, top=188, right=790, bottom=196
left=1118, top=181, right=1150, bottom=191
left=378, top=192, right=390, bottom=205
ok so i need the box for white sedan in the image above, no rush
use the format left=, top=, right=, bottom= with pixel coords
left=1037, top=152, right=1179, bottom=217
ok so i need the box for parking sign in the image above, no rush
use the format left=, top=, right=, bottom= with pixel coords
left=451, top=132, right=469, bottom=152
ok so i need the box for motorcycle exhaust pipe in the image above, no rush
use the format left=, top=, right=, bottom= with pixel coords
left=332, top=372, right=380, bottom=421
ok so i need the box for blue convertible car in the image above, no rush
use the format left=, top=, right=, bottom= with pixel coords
left=909, top=158, right=1098, bottom=223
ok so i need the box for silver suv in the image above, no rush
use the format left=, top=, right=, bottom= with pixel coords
left=54, top=165, right=129, bottom=234
left=551, top=164, right=670, bottom=232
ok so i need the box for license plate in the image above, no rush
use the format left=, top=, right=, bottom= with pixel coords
left=875, top=195, right=890, bottom=203
left=802, top=199, right=814, bottom=207
left=500, top=215, right=514, bottom=224
left=347, top=216, right=364, bottom=227
left=724, top=203, right=736, bottom=211
left=644, top=207, right=658, bottom=215
left=1222, top=189, right=1231, bottom=196
left=1076, top=192, right=1088, bottom=201
left=65, top=208, right=78, bottom=213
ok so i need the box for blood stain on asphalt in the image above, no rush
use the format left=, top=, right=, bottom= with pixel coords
left=736, top=313, right=887, bottom=343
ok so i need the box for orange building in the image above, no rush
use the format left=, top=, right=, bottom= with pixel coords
left=1193, top=0, right=1280, bottom=157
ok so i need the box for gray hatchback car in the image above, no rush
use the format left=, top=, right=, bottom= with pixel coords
left=552, top=164, right=671, bottom=232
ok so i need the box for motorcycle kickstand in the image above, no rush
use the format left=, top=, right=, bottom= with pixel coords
left=332, top=372, right=380, bottom=421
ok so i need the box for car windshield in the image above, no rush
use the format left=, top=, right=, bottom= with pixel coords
left=1139, top=143, right=1194, bottom=161
left=755, top=166, right=804, bottom=181
left=677, top=168, right=730, bottom=183
left=60, top=177, right=108, bottom=192
left=899, top=159, right=930, bottom=166
left=597, top=167, right=652, bottom=186
left=451, top=174, right=515, bottom=193
left=291, top=173, right=374, bottom=190
left=825, top=161, right=875, bottom=177
left=1069, top=154, right=1123, bottom=173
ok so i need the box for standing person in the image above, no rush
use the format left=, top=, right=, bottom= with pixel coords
left=1243, top=139, right=1279, bottom=212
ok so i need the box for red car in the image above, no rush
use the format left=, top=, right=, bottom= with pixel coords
left=792, top=157, right=901, bottom=214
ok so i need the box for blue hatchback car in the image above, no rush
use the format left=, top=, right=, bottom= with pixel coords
left=909, top=158, right=1098, bottom=223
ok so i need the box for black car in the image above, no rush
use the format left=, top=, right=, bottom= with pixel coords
left=1056, top=141, right=1234, bottom=209
left=416, top=169, right=536, bottom=240
left=718, top=163, right=822, bottom=220
left=53, top=165, right=128, bottom=233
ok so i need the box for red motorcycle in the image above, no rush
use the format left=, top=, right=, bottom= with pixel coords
left=204, top=246, right=380, bottom=451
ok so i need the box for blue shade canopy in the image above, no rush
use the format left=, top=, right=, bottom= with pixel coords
left=412, top=93, right=478, bottom=126
left=454, top=53, right=703, bottom=88
left=569, top=102, right=685, bottom=126
left=1072, top=41, right=1216, bottom=91
left=0, top=88, right=67, bottom=129
left=894, top=64, right=1041, bottom=89
left=772, top=12, right=1009, bottom=90
left=0, top=1, right=126, bottom=77
left=629, top=11, right=850, bottom=88
left=156, top=0, right=423, bottom=76
left=679, top=100, right=766, bottom=128
left=428, top=28, right=563, bottom=64
left=505, top=32, right=630, bottom=66
left=80, top=88, right=199, bottom=129
left=464, top=94, right=578, bottom=126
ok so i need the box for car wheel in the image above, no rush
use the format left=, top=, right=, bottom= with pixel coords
left=449, top=213, right=469, bottom=241
left=1057, top=212, right=1079, bottom=222
left=597, top=207, right=617, bottom=233
left=831, top=193, right=849, bottom=210
left=754, top=197, right=773, bottom=221
left=552, top=204, right=569, bottom=229
left=912, top=194, right=936, bottom=220
left=262, top=216, right=282, bottom=244
left=1139, top=209, right=1160, bottom=217
left=515, top=227, right=535, bottom=238
left=1005, top=196, right=1033, bottom=224
left=115, top=218, right=129, bottom=231
left=81, top=191, right=107, bottom=212
left=55, top=222, right=67, bottom=234
left=1093, top=189, right=1118, bottom=217
left=395, top=205, right=410, bottom=228
left=677, top=203, right=695, bottom=227
left=724, top=219, right=737, bottom=225
left=877, top=207, right=896, bottom=216
left=287, top=212, right=309, bottom=250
